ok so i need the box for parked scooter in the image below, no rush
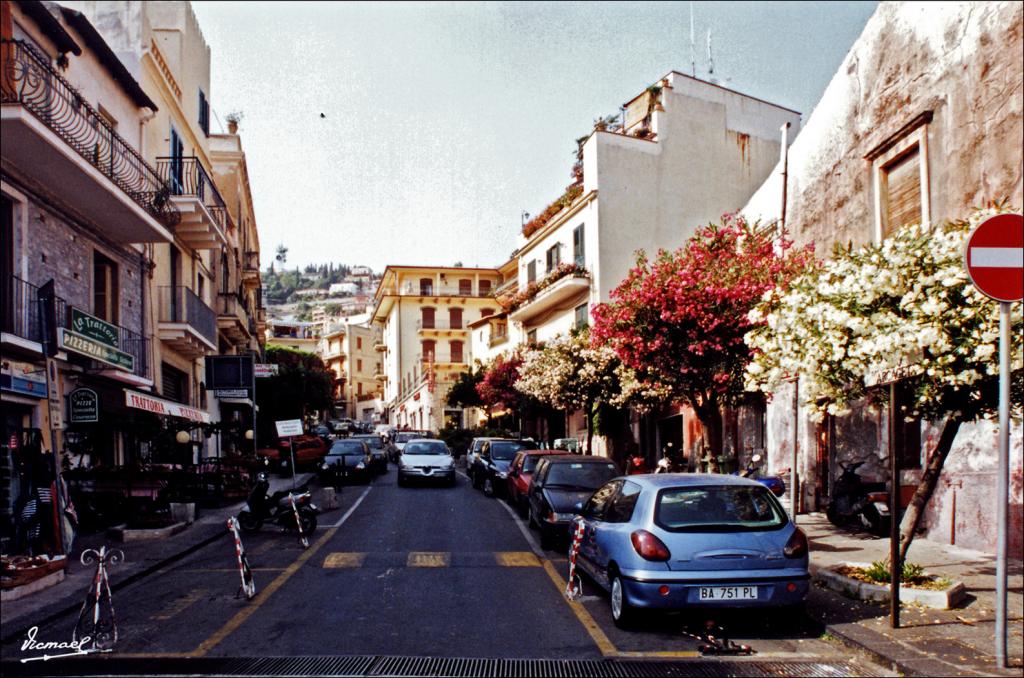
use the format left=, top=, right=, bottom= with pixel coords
left=826, top=460, right=891, bottom=536
left=237, top=472, right=318, bottom=535
left=736, top=454, right=787, bottom=497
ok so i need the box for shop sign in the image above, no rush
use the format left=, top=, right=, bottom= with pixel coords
left=124, top=390, right=211, bottom=423
left=71, top=308, right=121, bottom=348
left=46, top=358, right=63, bottom=430
left=68, top=388, right=99, bottom=423
left=59, top=328, right=134, bottom=372
left=215, top=388, right=250, bottom=398
left=0, top=359, right=47, bottom=398
left=254, top=363, right=279, bottom=378
left=275, top=419, right=303, bottom=437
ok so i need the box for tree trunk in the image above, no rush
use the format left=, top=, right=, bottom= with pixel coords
left=694, top=401, right=723, bottom=473
left=898, top=416, right=963, bottom=564
left=585, top=400, right=594, bottom=456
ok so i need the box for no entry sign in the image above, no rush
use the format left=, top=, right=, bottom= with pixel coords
left=964, top=213, right=1024, bottom=302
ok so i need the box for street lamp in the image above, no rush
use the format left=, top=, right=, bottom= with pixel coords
left=244, top=429, right=254, bottom=440
left=175, top=430, right=191, bottom=444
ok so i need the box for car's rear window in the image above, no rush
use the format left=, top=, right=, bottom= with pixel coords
left=404, top=441, right=448, bottom=455
left=329, top=441, right=365, bottom=455
left=490, top=441, right=536, bottom=460
left=655, top=486, right=787, bottom=532
left=544, top=461, right=619, bottom=489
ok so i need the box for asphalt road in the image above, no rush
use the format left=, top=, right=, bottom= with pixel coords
left=2, top=463, right=886, bottom=673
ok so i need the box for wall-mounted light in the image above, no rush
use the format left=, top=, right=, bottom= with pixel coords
left=175, top=430, right=191, bottom=444
left=244, top=430, right=254, bottom=440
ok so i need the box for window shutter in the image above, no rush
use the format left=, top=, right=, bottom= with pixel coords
left=884, top=147, right=921, bottom=237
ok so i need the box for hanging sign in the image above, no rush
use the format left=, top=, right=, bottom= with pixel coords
left=68, top=388, right=99, bottom=423
left=275, top=419, right=303, bottom=437
left=70, top=308, right=120, bottom=349
left=59, top=328, right=134, bottom=372
left=254, top=364, right=279, bottom=378
left=1, top=359, right=47, bottom=398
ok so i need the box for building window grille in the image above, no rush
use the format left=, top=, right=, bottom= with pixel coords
left=867, top=112, right=931, bottom=242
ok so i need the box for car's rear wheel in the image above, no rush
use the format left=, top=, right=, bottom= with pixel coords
left=610, top=574, right=638, bottom=629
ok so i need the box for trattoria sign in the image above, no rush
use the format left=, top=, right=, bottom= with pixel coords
left=68, top=388, right=99, bottom=423
left=71, top=308, right=120, bottom=349
left=124, top=391, right=210, bottom=423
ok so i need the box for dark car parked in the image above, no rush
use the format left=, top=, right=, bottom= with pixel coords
left=319, top=439, right=373, bottom=486
left=472, top=439, right=538, bottom=497
left=350, top=434, right=388, bottom=474
left=527, top=456, right=621, bottom=549
left=506, top=450, right=570, bottom=516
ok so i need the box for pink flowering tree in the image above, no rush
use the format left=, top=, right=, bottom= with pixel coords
left=592, top=215, right=814, bottom=469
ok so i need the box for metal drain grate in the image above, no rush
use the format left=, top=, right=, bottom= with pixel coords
left=4, top=655, right=879, bottom=677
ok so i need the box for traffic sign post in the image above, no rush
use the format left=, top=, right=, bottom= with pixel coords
left=964, top=212, right=1023, bottom=669
left=275, top=419, right=304, bottom=489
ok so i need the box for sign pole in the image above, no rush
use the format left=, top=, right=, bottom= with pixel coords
left=995, top=300, right=1009, bottom=668
left=289, top=435, right=297, bottom=490
left=889, top=381, right=900, bottom=629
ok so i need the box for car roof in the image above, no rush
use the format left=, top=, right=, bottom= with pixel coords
left=523, top=450, right=571, bottom=458
left=622, top=473, right=767, bottom=489
left=542, top=455, right=617, bottom=465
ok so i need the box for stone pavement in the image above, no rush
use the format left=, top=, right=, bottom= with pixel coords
left=0, top=472, right=320, bottom=645
left=802, top=512, right=1024, bottom=677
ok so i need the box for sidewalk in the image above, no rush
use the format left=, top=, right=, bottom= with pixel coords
left=0, top=472, right=318, bottom=645
left=802, top=512, right=1024, bottom=677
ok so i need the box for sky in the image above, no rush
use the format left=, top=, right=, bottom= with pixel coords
left=190, top=1, right=879, bottom=273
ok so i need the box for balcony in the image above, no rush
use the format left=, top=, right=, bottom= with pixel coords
left=489, top=327, right=509, bottom=348
left=158, top=286, right=217, bottom=358
left=508, top=268, right=590, bottom=323
left=388, top=284, right=491, bottom=298
left=415, top=319, right=467, bottom=333
left=155, top=156, right=228, bottom=250
left=416, top=351, right=467, bottom=368
left=1, top=274, right=43, bottom=352
left=216, top=292, right=253, bottom=346
left=1, top=40, right=178, bottom=243
left=374, top=342, right=387, bottom=353
left=242, top=251, right=260, bottom=287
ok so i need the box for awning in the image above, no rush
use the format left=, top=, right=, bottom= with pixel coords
left=124, top=390, right=210, bottom=423
left=219, top=397, right=255, bottom=409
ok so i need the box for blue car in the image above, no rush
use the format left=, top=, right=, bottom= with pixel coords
left=573, top=474, right=809, bottom=628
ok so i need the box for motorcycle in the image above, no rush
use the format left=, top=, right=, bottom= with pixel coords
left=237, top=472, right=319, bottom=535
left=826, top=460, right=891, bottom=536
left=736, top=454, right=787, bottom=497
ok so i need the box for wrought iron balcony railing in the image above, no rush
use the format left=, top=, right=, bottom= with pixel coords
left=158, top=285, right=217, bottom=345
left=1, top=274, right=42, bottom=343
left=1, top=39, right=179, bottom=226
left=155, top=156, right=229, bottom=232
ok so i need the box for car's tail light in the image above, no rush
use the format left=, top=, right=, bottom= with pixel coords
left=867, top=492, right=889, bottom=503
left=630, top=529, right=671, bottom=561
left=784, top=527, right=808, bottom=558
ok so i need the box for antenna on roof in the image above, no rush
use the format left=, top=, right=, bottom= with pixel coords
left=689, top=1, right=696, bottom=77
left=706, top=28, right=715, bottom=82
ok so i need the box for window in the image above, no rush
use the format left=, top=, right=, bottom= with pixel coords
left=450, top=340, right=463, bottom=363
left=421, top=340, right=436, bottom=362
left=573, top=224, right=586, bottom=266
left=93, top=251, right=119, bottom=323
left=356, top=337, right=362, bottom=350
left=420, top=307, right=435, bottom=329
left=458, top=279, right=472, bottom=296
left=526, top=329, right=537, bottom=345
left=526, top=261, right=536, bottom=284
left=479, top=279, right=491, bottom=295
left=869, top=113, right=931, bottom=242
left=546, top=244, right=560, bottom=273
left=357, top=359, right=363, bottom=372
left=480, top=308, right=494, bottom=318
left=574, top=303, right=588, bottom=330
left=419, top=278, right=433, bottom=295
left=161, top=363, right=189, bottom=403
left=357, top=382, right=363, bottom=396
left=198, top=89, right=210, bottom=136
left=169, top=126, right=184, bottom=193
left=584, top=480, right=623, bottom=522
left=607, top=481, right=642, bottom=523
left=449, top=307, right=462, bottom=329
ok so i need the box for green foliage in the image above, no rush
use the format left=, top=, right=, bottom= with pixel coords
left=262, top=261, right=361, bottom=304
left=446, top=368, right=485, bottom=410
left=863, top=559, right=927, bottom=584
left=255, top=346, right=336, bottom=443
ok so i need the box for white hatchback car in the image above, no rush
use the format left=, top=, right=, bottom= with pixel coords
left=397, top=439, right=456, bottom=487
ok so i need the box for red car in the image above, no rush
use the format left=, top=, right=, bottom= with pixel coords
left=506, top=450, right=571, bottom=516
left=258, top=435, right=329, bottom=473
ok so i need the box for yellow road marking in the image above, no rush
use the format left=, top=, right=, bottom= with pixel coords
left=495, top=551, right=541, bottom=567
left=181, top=568, right=285, bottom=573
left=540, top=559, right=617, bottom=657
left=323, top=552, right=366, bottom=568
left=150, top=588, right=207, bottom=621
left=189, top=526, right=339, bottom=656
left=407, top=551, right=449, bottom=567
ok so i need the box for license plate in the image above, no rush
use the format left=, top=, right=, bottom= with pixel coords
left=698, top=586, right=758, bottom=601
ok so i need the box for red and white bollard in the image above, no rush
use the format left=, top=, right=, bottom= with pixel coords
left=289, top=493, right=309, bottom=549
left=227, top=517, right=256, bottom=600
left=565, top=519, right=585, bottom=600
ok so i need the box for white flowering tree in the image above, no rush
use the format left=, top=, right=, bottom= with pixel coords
left=516, top=329, right=668, bottom=454
left=746, top=206, right=1023, bottom=561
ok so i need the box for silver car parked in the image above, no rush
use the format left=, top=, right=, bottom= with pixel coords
left=397, top=439, right=456, bottom=487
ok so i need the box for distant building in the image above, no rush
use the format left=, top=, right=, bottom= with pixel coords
left=266, top=319, right=320, bottom=352
left=328, top=282, right=358, bottom=296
